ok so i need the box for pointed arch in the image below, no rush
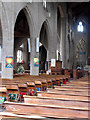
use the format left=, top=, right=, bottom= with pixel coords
left=14, top=6, right=34, bottom=40
left=39, top=20, right=50, bottom=50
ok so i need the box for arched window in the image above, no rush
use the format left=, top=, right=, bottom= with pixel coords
left=17, top=50, right=23, bottom=63
left=43, top=0, right=47, bottom=9
left=28, top=38, right=31, bottom=53
left=17, top=44, right=23, bottom=63
left=77, top=21, right=84, bottom=32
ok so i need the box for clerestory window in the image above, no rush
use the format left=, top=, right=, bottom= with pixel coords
left=77, top=21, right=84, bottom=32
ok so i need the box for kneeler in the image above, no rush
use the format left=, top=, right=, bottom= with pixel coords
left=28, top=89, right=35, bottom=96
left=20, top=92, right=27, bottom=98
left=8, top=93, right=18, bottom=101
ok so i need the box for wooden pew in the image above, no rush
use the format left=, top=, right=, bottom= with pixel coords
left=55, top=77, right=60, bottom=86
left=47, top=88, right=89, bottom=96
left=0, top=87, right=8, bottom=103
left=35, top=81, right=42, bottom=91
left=54, top=86, right=90, bottom=92
left=69, top=81, right=89, bottom=84
left=51, top=78, right=56, bottom=88
left=55, top=85, right=89, bottom=90
left=65, top=83, right=88, bottom=87
left=1, top=75, right=89, bottom=119
left=6, top=85, right=20, bottom=102
left=24, top=95, right=88, bottom=110
left=37, top=91, right=89, bottom=101
left=46, top=79, right=52, bottom=88
left=4, top=101, right=88, bottom=118
left=61, top=84, right=89, bottom=88
left=0, top=112, right=46, bottom=119
left=27, top=82, right=36, bottom=96
left=41, top=79, right=47, bottom=91
left=18, top=84, right=27, bottom=102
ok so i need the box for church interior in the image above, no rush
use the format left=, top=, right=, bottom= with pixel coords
left=0, top=1, right=90, bottom=119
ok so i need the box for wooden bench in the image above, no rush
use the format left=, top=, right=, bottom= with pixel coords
left=70, top=81, right=89, bottom=84
left=55, top=77, right=60, bottom=86
left=4, top=101, right=88, bottom=118
left=61, top=84, right=89, bottom=88
left=37, top=91, right=89, bottom=101
left=0, top=112, right=46, bottom=119
left=27, top=82, right=36, bottom=96
left=66, top=83, right=89, bottom=87
left=54, top=86, right=89, bottom=91
left=51, top=78, right=56, bottom=88
left=35, top=81, right=42, bottom=91
left=1, top=75, right=89, bottom=119
left=0, top=87, right=8, bottom=103
left=41, top=79, right=47, bottom=91
left=18, top=84, right=27, bottom=102
left=47, top=88, right=89, bottom=96
left=46, top=79, right=52, bottom=88
left=24, top=95, right=88, bottom=110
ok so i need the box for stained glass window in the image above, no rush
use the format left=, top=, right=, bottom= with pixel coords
left=77, top=21, right=84, bottom=32
left=17, top=50, right=23, bottom=63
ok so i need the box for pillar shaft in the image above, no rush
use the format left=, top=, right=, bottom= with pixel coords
left=60, top=17, right=66, bottom=68
left=30, top=37, right=39, bottom=75
left=2, top=32, right=14, bottom=79
left=23, top=40, right=28, bottom=70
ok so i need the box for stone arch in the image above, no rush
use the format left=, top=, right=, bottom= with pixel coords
left=39, top=20, right=50, bottom=50
left=58, top=4, right=65, bottom=18
left=14, top=6, right=34, bottom=71
left=14, top=6, right=34, bottom=41
left=39, top=20, right=50, bottom=71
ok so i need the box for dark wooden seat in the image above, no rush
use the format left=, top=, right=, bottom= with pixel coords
left=51, top=78, right=56, bottom=88
left=27, top=82, right=36, bottom=96
left=41, top=79, right=47, bottom=91
left=55, top=77, right=60, bottom=86
left=0, top=87, right=8, bottom=102
left=46, top=79, right=52, bottom=88
left=18, top=84, right=27, bottom=102
left=35, top=81, right=42, bottom=92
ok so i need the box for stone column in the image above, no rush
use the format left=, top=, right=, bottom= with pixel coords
left=23, top=40, right=28, bottom=70
left=2, top=30, right=14, bottom=79
left=14, top=48, right=17, bottom=71
left=1, top=2, right=15, bottom=79
left=30, top=37, right=39, bottom=75
left=88, top=15, right=90, bottom=65
left=0, top=33, right=2, bottom=71
left=60, top=17, right=66, bottom=68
